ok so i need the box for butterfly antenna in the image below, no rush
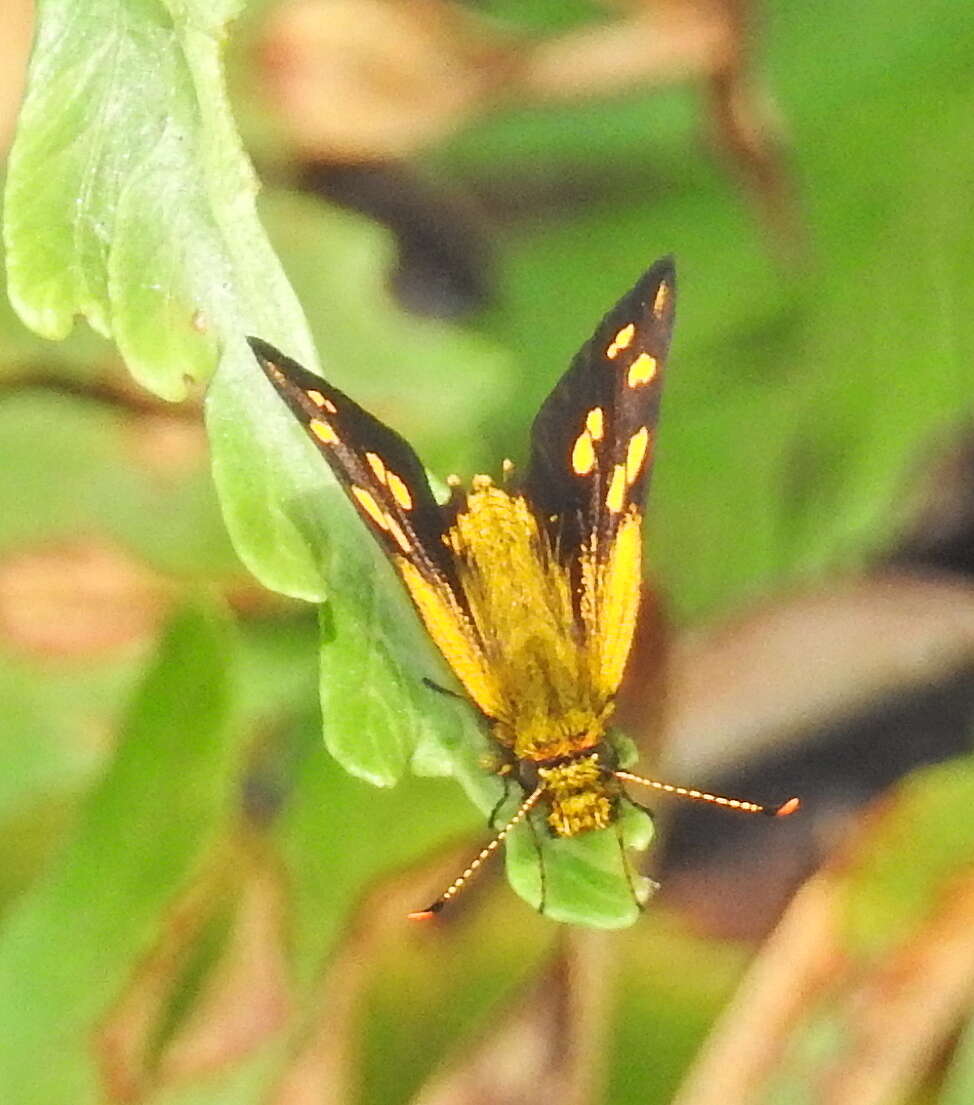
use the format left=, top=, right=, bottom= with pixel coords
left=613, top=771, right=800, bottom=818
left=408, top=785, right=545, bottom=921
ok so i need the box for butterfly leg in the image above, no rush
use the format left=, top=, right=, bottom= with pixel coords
left=422, top=677, right=469, bottom=703
left=615, top=817, right=645, bottom=913
left=527, top=814, right=548, bottom=915
left=487, top=775, right=513, bottom=830
left=627, top=797, right=655, bottom=820
left=422, top=677, right=496, bottom=727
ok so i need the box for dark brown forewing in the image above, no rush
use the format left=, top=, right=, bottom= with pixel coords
left=248, top=337, right=459, bottom=590
left=524, top=257, right=676, bottom=557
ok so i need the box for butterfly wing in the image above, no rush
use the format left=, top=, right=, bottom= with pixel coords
left=249, top=338, right=502, bottom=716
left=249, top=337, right=452, bottom=578
left=524, top=257, right=676, bottom=700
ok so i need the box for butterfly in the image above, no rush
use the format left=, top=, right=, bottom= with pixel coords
left=249, top=257, right=798, bottom=917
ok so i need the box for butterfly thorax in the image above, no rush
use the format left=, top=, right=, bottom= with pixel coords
left=446, top=481, right=608, bottom=761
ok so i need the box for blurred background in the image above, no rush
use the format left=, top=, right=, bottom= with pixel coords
left=2, top=1, right=974, bottom=1103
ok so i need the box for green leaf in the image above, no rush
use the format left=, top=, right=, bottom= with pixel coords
left=3, top=0, right=332, bottom=598
left=317, top=571, right=459, bottom=788
left=0, top=601, right=237, bottom=1105
left=6, top=1, right=234, bottom=382
left=841, top=760, right=974, bottom=959
left=3, top=0, right=653, bottom=928
left=506, top=801, right=655, bottom=929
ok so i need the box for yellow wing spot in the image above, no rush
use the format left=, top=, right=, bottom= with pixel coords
left=352, top=486, right=389, bottom=530
left=309, top=418, right=339, bottom=445
left=306, top=389, right=338, bottom=413
left=385, top=513, right=413, bottom=553
left=626, top=426, right=650, bottom=484
left=571, top=430, right=596, bottom=476
left=653, top=282, right=671, bottom=317
left=605, top=464, right=627, bottom=513
left=386, top=470, right=413, bottom=511
left=366, top=451, right=387, bottom=483
left=606, top=323, right=635, bottom=359
left=585, top=406, right=604, bottom=440
left=627, top=352, right=657, bottom=388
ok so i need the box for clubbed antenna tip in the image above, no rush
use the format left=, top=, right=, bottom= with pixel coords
left=407, top=904, right=443, bottom=922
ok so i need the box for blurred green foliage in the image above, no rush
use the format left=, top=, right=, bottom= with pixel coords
left=0, top=0, right=973, bottom=1101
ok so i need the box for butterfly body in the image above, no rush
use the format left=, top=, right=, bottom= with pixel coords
left=249, top=258, right=676, bottom=845
left=437, top=476, right=623, bottom=836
